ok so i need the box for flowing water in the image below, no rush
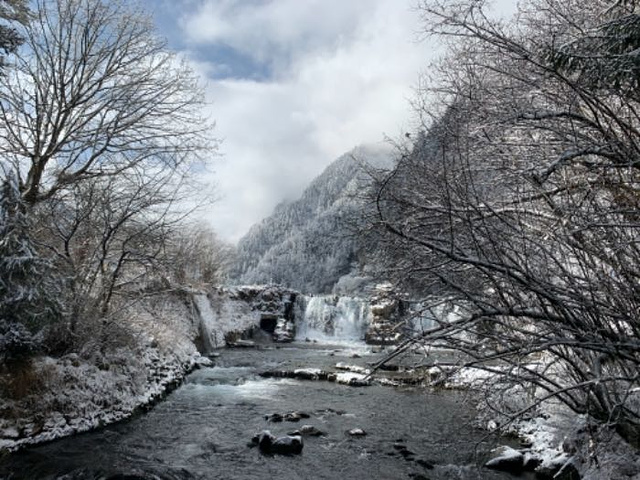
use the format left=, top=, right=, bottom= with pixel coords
left=0, top=344, right=531, bottom=480
left=295, top=296, right=370, bottom=344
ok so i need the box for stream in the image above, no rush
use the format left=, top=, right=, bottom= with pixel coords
left=0, top=344, right=531, bottom=480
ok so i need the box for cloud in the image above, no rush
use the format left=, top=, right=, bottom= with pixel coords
left=176, top=0, right=434, bottom=243
left=182, top=0, right=367, bottom=70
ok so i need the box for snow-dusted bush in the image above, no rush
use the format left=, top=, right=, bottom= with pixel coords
left=0, top=321, right=39, bottom=364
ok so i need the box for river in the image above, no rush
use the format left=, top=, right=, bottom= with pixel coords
left=0, top=343, right=531, bottom=480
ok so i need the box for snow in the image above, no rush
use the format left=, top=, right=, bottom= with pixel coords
left=335, top=362, right=371, bottom=375
left=335, top=372, right=371, bottom=386
left=443, top=364, right=640, bottom=478
left=293, top=368, right=323, bottom=377
left=485, top=446, right=524, bottom=470
left=0, top=293, right=203, bottom=452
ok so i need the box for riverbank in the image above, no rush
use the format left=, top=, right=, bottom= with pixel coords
left=0, top=292, right=207, bottom=452
left=427, top=360, right=640, bottom=480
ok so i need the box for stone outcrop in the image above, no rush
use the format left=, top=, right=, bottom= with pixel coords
left=364, top=283, right=403, bottom=345
left=194, top=285, right=299, bottom=349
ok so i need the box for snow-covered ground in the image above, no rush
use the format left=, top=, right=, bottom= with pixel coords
left=434, top=364, right=640, bottom=479
left=0, top=284, right=303, bottom=452
left=0, top=293, right=205, bottom=452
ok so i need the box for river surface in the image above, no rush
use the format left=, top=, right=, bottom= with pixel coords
left=0, top=344, right=529, bottom=480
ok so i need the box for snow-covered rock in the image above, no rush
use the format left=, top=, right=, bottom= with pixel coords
left=196, top=286, right=299, bottom=346
left=334, top=372, right=371, bottom=387
left=365, top=284, right=403, bottom=345
left=335, top=362, right=371, bottom=375
left=485, top=446, right=525, bottom=474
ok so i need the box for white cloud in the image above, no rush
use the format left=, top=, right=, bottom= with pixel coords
left=177, top=1, right=439, bottom=242
left=182, top=0, right=367, bottom=67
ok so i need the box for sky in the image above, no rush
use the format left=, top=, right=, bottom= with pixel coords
left=142, top=0, right=518, bottom=244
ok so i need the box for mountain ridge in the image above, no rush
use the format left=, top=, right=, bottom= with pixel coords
left=231, top=144, right=393, bottom=293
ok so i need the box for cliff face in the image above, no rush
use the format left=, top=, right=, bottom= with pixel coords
left=231, top=144, right=393, bottom=294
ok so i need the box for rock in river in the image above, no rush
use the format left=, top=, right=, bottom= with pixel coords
left=252, top=431, right=303, bottom=455
left=484, top=446, right=524, bottom=474
left=288, top=425, right=325, bottom=437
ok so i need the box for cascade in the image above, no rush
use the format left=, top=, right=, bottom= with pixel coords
left=193, top=294, right=220, bottom=353
left=295, top=295, right=370, bottom=344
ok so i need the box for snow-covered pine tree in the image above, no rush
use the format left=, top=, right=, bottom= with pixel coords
left=0, top=174, right=62, bottom=362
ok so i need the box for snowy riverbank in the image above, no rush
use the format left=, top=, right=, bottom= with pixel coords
left=0, top=284, right=304, bottom=452
left=438, top=363, right=640, bottom=479
left=0, top=292, right=208, bottom=452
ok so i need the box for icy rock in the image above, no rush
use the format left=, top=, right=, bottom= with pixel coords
left=522, top=452, right=542, bottom=471
left=284, top=411, right=311, bottom=422
left=293, top=368, right=323, bottom=380
left=265, top=411, right=310, bottom=423
left=265, top=413, right=284, bottom=423
left=335, top=372, right=371, bottom=387
left=227, top=339, right=256, bottom=348
left=335, top=363, right=371, bottom=375
left=194, top=356, right=214, bottom=368
left=288, top=425, right=325, bottom=437
left=535, top=454, right=580, bottom=479
left=273, top=318, right=295, bottom=343
left=484, top=446, right=525, bottom=474
left=252, top=430, right=303, bottom=455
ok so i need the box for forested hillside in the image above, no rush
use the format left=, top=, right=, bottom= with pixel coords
left=232, top=145, right=392, bottom=293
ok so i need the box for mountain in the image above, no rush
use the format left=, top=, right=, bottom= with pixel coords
left=231, top=144, right=393, bottom=294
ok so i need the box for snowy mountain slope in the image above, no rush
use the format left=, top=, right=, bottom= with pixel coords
left=232, top=144, right=393, bottom=293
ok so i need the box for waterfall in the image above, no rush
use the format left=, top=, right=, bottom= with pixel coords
left=193, top=294, right=220, bottom=354
left=405, top=300, right=462, bottom=337
left=295, top=295, right=370, bottom=344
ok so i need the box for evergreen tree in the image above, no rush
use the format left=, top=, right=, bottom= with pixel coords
left=0, top=174, right=61, bottom=362
left=0, top=0, right=28, bottom=68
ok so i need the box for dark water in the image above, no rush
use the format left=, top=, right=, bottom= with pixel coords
left=0, top=345, right=527, bottom=480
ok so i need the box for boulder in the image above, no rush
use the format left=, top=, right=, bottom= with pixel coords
left=265, top=411, right=310, bottom=423
left=334, top=372, right=371, bottom=387
left=252, top=431, right=303, bottom=455
left=535, top=454, right=580, bottom=479
left=264, top=413, right=283, bottom=423
left=288, top=425, right=325, bottom=437
left=523, top=452, right=542, bottom=471
left=283, top=411, right=311, bottom=422
left=484, top=446, right=525, bottom=474
left=347, top=428, right=367, bottom=437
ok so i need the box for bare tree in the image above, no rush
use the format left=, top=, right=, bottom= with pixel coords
left=371, top=0, right=640, bottom=446
left=0, top=0, right=211, bottom=205
left=0, top=0, right=217, bottom=356
left=164, top=223, right=235, bottom=287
